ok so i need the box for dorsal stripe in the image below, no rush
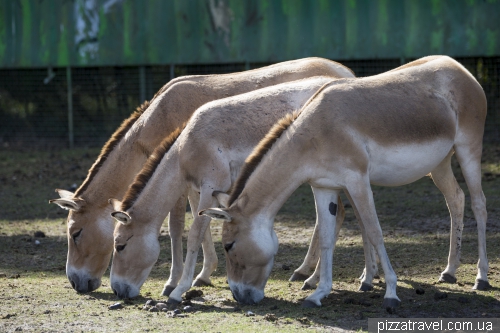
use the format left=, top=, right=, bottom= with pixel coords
left=120, top=123, right=186, bottom=211
left=74, top=100, right=150, bottom=197
left=227, top=111, right=300, bottom=206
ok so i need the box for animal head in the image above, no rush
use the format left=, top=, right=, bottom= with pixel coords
left=200, top=193, right=278, bottom=305
left=49, top=189, right=113, bottom=293
left=109, top=199, right=160, bottom=299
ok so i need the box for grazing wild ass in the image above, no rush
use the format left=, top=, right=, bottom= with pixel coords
left=108, top=76, right=355, bottom=301
left=200, top=56, right=489, bottom=309
left=49, top=58, right=354, bottom=293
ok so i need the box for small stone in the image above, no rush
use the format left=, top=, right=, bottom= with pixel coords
left=145, top=299, right=157, bottom=306
left=142, top=305, right=151, bottom=311
left=108, top=303, right=123, bottom=310
left=35, top=240, right=40, bottom=245
left=173, top=309, right=182, bottom=315
left=43, top=310, right=51, bottom=314
left=415, top=288, right=425, bottom=295
left=282, top=264, right=290, bottom=270
left=183, top=306, right=194, bottom=312
left=149, top=307, right=159, bottom=312
left=14, top=328, right=22, bottom=332
left=246, top=311, right=255, bottom=317
left=434, top=291, right=448, bottom=301
left=184, top=289, right=203, bottom=300
left=161, top=308, right=168, bottom=312
left=34, top=231, right=46, bottom=238
left=181, top=300, right=192, bottom=306
left=264, top=313, right=277, bottom=321
left=155, top=303, right=168, bottom=311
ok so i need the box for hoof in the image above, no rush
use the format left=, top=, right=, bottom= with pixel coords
left=439, top=273, right=457, bottom=284
left=473, top=279, right=491, bottom=291
left=289, top=272, right=309, bottom=282
left=301, top=282, right=315, bottom=290
left=359, top=283, right=373, bottom=292
left=161, top=286, right=175, bottom=297
left=382, top=298, right=401, bottom=313
left=167, top=298, right=181, bottom=306
left=192, top=279, right=212, bottom=287
left=301, top=300, right=320, bottom=308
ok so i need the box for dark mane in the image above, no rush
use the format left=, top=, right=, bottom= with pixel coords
left=74, top=101, right=150, bottom=197
left=227, top=111, right=300, bottom=206
left=120, top=124, right=185, bottom=211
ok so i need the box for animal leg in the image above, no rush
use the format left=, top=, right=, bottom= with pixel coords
left=301, top=196, right=345, bottom=289
left=344, top=190, right=378, bottom=291
left=161, top=190, right=188, bottom=296
left=347, top=179, right=400, bottom=310
left=430, top=151, right=464, bottom=284
left=455, top=143, right=490, bottom=290
left=167, top=188, right=217, bottom=303
left=302, top=187, right=339, bottom=308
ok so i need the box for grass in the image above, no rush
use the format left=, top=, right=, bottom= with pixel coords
left=0, top=145, right=500, bottom=332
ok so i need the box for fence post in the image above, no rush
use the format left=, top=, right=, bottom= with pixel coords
left=139, top=66, right=146, bottom=103
left=66, top=66, right=74, bottom=149
left=170, top=64, right=175, bottom=81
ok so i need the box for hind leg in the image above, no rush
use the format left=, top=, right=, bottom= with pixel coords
left=455, top=144, right=490, bottom=290
left=430, top=151, right=465, bottom=284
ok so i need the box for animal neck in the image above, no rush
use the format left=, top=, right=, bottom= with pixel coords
left=236, top=132, right=311, bottom=228
left=125, top=146, right=186, bottom=230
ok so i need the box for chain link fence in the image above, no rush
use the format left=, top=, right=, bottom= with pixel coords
left=0, top=57, right=498, bottom=148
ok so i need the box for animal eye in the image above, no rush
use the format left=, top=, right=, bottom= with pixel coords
left=224, top=241, right=235, bottom=252
left=72, top=229, right=82, bottom=242
left=115, top=244, right=126, bottom=252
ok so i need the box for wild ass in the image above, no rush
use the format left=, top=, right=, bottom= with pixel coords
left=48, top=58, right=355, bottom=294
left=200, top=56, right=489, bottom=309
left=108, top=76, right=355, bottom=301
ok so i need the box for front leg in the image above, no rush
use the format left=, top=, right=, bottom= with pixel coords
left=167, top=188, right=217, bottom=304
left=344, top=190, right=379, bottom=291
left=302, top=187, right=339, bottom=308
left=161, top=190, right=188, bottom=296
left=301, top=196, right=345, bottom=290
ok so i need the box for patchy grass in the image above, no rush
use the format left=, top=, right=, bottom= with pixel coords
left=0, top=146, right=500, bottom=332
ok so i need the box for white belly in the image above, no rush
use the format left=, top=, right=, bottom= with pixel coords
left=368, top=139, right=454, bottom=186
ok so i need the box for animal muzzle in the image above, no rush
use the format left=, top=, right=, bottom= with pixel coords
left=67, top=272, right=101, bottom=293
left=111, top=281, right=139, bottom=299
left=229, top=282, right=264, bottom=305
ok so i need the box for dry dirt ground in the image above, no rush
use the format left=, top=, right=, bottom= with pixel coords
left=0, top=145, right=499, bottom=332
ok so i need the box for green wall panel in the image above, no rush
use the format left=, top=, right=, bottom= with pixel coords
left=1, top=0, right=500, bottom=68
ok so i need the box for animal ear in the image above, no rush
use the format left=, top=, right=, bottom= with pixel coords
left=49, top=189, right=84, bottom=211
left=198, top=208, right=232, bottom=222
left=111, top=211, right=131, bottom=225
left=108, top=198, right=123, bottom=211
left=55, top=189, right=75, bottom=199
left=212, top=191, right=230, bottom=208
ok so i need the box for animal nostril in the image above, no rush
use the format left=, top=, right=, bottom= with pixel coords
left=70, top=280, right=76, bottom=290
left=112, top=288, right=117, bottom=296
left=87, top=280, right=93, bottom=292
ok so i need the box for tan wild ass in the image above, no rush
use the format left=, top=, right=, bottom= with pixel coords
left=108, top=76, right=353, bottom=301
left=49, top=58, right=354, bottom=294
left=200, top=56, right=489, bottom=309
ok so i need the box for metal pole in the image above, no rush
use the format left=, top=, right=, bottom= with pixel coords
left=170, top=64, right=175, bottom=81
left=139, top=66, right=146, bottom=103
left=66, top=66, right=74, bottom=149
